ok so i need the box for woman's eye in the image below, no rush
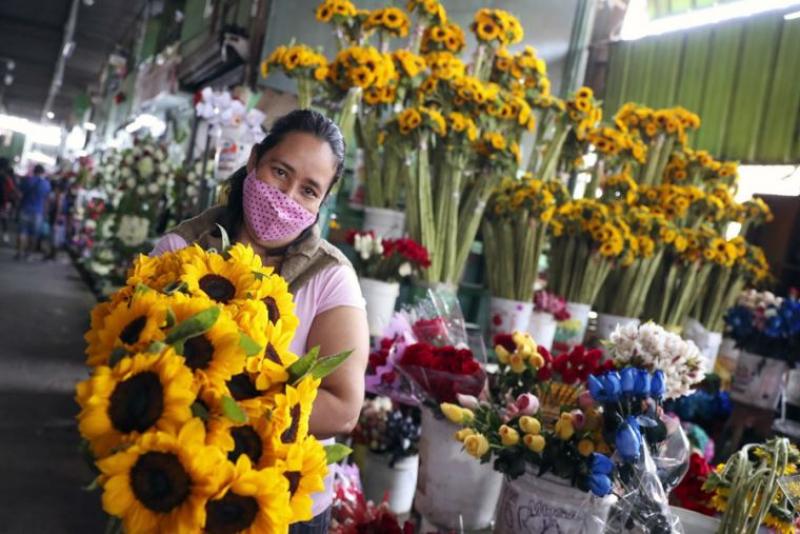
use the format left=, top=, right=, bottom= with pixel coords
left=304, top=186, right=319, bottom=198
left=272, top=167, right=287, bottom=178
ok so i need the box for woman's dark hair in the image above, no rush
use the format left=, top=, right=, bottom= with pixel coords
left=217, top=109, right=345, bottom=241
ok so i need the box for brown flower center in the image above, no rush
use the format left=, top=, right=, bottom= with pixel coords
left=183, top=335, right=214, bottom=371
left=281, top=404, right=301, bottom=444
left=119, top=315, right=147, bottom=345
left=285, top=471, right=302, bottom=496
left=262, top=296, right=280, bottom=324
left=227, top=373, right=259, bottom=401
left=265, top=343, right=282, bottom=365
left=108, top=372, right=164, bottom=434
left=199, top=274, right=236, bottom=304
left=228, top=425, right=263, bottom=465
left=130, top=452, right=191, bottom=513
left=205, top=492, right=259, bottom=534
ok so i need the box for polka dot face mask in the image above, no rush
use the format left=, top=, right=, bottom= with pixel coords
left=243, top=170, right=316, bottom=242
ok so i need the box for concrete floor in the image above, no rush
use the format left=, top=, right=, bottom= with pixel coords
left=0, top=246, right=106, bottom=533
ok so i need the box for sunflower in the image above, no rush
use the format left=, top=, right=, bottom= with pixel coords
left=267, top=377, right=320, bottom=461
left=204, top=456, right=291, bottom=534
left=226, top=243, right=273, bottom=279
left=276, top=436, right=328, bottom=523
left=206, top=413, right=275, bottom=468
left=166, top=294, right=246, bottom=387
left=78, top=350, right=195, bottom=458
left=254, top=320, right=300, bottom=392
left=179, top=245, right=259, bottom=307
left=254, top=273, right=299, bottom=333
left=86, top=291, right=168, bottom=367
left=315, top=3, right=333, bottom=22
left=97, top=419, right=228, bottom=533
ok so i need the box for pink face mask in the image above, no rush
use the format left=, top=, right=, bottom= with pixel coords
left=243, top=170, right=316, bottom=242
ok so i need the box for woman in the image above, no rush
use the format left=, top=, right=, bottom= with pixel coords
left=153, top=109, right=369, bottom=532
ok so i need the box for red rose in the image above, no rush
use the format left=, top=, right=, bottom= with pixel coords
left=494, top=333, right=516, bottom=354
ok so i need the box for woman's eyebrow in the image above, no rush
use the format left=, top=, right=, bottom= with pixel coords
left=269, top=157, right=296, bottom=175
left=304, top=177, right=323, bottom=192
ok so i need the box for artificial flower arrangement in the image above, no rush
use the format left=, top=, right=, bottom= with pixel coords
left=345, top=230, right=431, bottom=283
left=76, top=240, right=353, bottom=533
left=703, top=438, right=800, bottom=534
left=533, top=289, right=571, bottom=321
left=352, top=396, right=421, bottom=466
left=441, top=331, right=679, bottom=533
left=482, top=176, right=568, bottom=302
left=261, top=0, right=582, bottom=286
left=724, top=289, right=800, bottom=364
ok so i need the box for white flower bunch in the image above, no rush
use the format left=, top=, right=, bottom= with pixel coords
left=736, top=289, right=783, bottom=311
left=353, top=232, right=384, bottom=261
left=607, top=321, right=705, bottom=399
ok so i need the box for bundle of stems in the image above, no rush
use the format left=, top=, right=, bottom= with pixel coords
left=483, top=215, right=547, bottom=301
left=644, top=257, right=712, bottom=330
left=595, top=250, right=665, bottom=318
left=548, top=236, right=614, bottom=305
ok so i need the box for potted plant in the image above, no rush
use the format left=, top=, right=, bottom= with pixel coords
left=346, top=230, right=430, bottom=337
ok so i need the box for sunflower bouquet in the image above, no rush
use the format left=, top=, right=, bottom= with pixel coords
left=260, top=44, right=329, bottom=109
left=555, top=86, right=603, bottom=178
left=77, top=242, right=352, bottom=533
left=482, top=176, right=567, bottom=302
left=703, top=438, right=800, bottom=534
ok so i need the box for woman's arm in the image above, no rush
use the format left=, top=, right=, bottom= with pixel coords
left=305, top=305, right=369, bottom=439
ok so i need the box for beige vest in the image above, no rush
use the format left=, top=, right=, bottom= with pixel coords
left=169, top=206, right=352, bottom=293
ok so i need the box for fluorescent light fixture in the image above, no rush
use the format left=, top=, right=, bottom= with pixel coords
left=785, top=9, right=800, bottom=19
left=46, top=111, right=54, bottom=120
left=125, top=113, right=166, bottom=137
left=66, top=125, right=87, bottom=152
left=0, top=114, right=62, bottom=146
left=83, top=121, right=96, bottom=131
left=25, top=150, right=56, bottom=166
left=621, top=0, right=800, bottom=40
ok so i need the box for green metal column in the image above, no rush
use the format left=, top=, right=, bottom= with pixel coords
left=560, top=0, right=599, bottom=96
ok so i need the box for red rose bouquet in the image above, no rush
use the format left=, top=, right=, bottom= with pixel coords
left=346, top=230, right=431, bottom=283
left=398, top=342, right=485, bottom=404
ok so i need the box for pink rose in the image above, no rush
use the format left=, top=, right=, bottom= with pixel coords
left=515, top=393, right=540, bottom=416
left=457, top=394, right=480, bottom=410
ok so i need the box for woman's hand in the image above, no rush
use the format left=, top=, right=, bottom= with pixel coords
left=305, top=305, right=369, bottom=439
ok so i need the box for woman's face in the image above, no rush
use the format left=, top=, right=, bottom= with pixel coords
left=248, top=131, right=337, bottom=214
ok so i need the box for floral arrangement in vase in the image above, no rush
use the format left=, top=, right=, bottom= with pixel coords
left=346, top=230, right=430, bottom=283
left=441, top=331, right=679, bottom=533
left=724, top=289, right=800, bottom=364
left=76, top=241, right=353, bottom=532
left=704, top=438, right=800, bottom=534
left=534, top=290, right=571, bottom=321
left=352, top=396, right=420, bottom=466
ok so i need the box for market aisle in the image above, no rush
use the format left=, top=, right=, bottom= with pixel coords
left=0, top=247, right=106, bottom=533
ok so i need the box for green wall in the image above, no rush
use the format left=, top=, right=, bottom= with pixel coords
left=604, top=11, right=800, bottom=163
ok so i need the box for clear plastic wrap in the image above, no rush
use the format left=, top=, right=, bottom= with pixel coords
left=653, top=413, right=691, bottom=493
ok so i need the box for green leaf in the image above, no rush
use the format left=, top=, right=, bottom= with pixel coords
left=165, top=308, right=177, bottom=329
left=239, top=333, right=263, bottom=358
left=217, top=224, right=231, bottom=252
left=287, top=346, right=320, bottom=384
left=133, top=283, right=150, bottom=296
left=162, top=281, right=189, bottom=296
left=83, top=477, right=100, bottom=492
left=104, top=516, right=123, bottom=534
left=191, top=401, right=209, bottom=421
left=324, top=443, right=352, bottom=465
left=221, top=395, right=247, bottom=424
left=165, top=306, right=220, bottom=345
left=308, top=350, right=353, bottom=380
left=108, top=347, right=129, bottom=367
left=147, top=341, right=167, bottom=354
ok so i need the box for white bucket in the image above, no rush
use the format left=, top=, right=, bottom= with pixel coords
left=359, top=278, right=400, bottom=338
left=362, top=206, right=406, bottom=239
left=683, top=318, right=723, bottom=371
left=670, top=506, right=720, bottom=533
left=414, top=408, right=503, bottom=531
left=553, top=302, right=592, bottom=352
left=361, top=451, right=418, bottom=515
left=528, top=311, right=557, bottom=351
left=730, top=351, right=789, bottom=410
left=494, top=472, right=615, bottom=534
left=595, top=313, right=640, bottom=342
left=489, top=297, right=534, bottom=339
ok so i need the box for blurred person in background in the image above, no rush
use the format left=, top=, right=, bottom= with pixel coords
left=15, top=164, right=51, bottom=260
left=0, top=157, right=19, bottom=244
left=45, top=176, right=71, bottom=260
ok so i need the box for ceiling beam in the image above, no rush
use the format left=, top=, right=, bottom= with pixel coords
left=41, top=0, right=80, bottom=121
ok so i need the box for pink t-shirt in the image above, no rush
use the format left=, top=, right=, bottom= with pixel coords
left=151, top=233, right=365, bottom=515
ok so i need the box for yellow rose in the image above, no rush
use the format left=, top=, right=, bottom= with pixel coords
left=555, top=413, right=575, bottom=440
left=509, top=353, right=526, bottom=374
left=519, top=416, right=541, bottom=435
left=499, top=425, right=520, bottom=446
left=464, top=433, right=490, bottom=459
left=455, top=428, right=475, bottom=442
left=495, top=345, right=510, bottom=364
left=578, top=439, right=595, bottom=457
left=523, top=434, right=546, bottom=453
left=441, top=402, right=469, bottom=424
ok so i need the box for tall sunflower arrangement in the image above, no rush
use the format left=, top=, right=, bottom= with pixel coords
left=260, top=44, right=328, bottom=109
left=557, top=86, right=603, bottom=178
left=77, top=243, right=352, bottom=533
left=483, top=177, right=568, bottom=302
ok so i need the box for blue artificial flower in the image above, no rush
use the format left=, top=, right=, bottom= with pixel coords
left=634, top=369, right=651, bottom=397
left=620, top=367, right=636, bottom=395
left=725, top=306, right=753, bottom=339
left=602, top=371, right=622, bottom=402
left=587, top=374, right=605, bottom=402
left=589, top=473, right=612, bottom=497
left=650, top=370, right=666, bottom=399
left=765, top=314, right=785, bottom=339
left=590, top=453, right=614, bottom=476
left=615, top=417, right=642, bottom=463
left=779, top=299, right=800, bottom=336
